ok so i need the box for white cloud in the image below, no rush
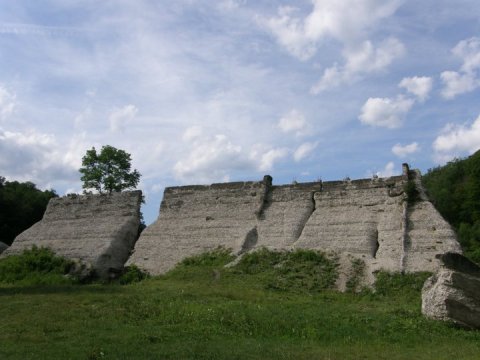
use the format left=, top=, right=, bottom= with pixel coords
left=345, top=38, right=405, bottom=74
left=257, top=147, right=289, bottom=172
left=173, top=134, right=248, bottom=183
left=304, top=0, right=402, bottom=44
left=294, top=141, right=318, bottom=162
left=262, top=6, right=316, bottom=61
left=311, top=38, right=405, bottom=93
left=0, top=128, right=78, bottom=187
left=453, top=37, right=480, bottom=73
left=440, top=71, right=478, bottom=99
left=392, top=142, right=420, bottom=157
left=441, top=37, right=480, bottom=99
left=182, top=126, right=203, bottom=142
left=262, top=0, right=402, bottom=61
left=399, top=76, right=433, bottom=101
left=359, top=96, right=414, bottom=128
left=173, top=130, right=289, bottom=182
left=278, top=109, right=307, bottom=135
left=109, top=104, right=138, bottom=132
left=0, top=86, right=16, bottom=120
left=377, top=161, right=396, bottom=177
left=433, top=115, right=480, bottom=160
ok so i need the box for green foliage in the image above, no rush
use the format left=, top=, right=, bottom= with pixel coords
left=374, top=271, right=432, bottom=298
left=79, top=145, right=141, bottom=194
left=345, top=258, right=366, bottom=293
left=422, top=150, right=480, bottom=263
left=1, top=254, right=479, bottom=359
left=117, top=265, right=150, bottom=285
left=180, top=247, right=235, bottom=267
left=404, top=179, right=420, bottom=205
left=0, top=246, right=74, bottom=285
left=0, top=177, right=57, bottom=245
left=233, top=248, right=339, bottom=293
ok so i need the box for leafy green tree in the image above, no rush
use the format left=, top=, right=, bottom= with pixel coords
left=423, top=150, right=480, bottom=264
left=79, top=145, right=141, bottom=194
left=0, top=177, right=57, bottom=245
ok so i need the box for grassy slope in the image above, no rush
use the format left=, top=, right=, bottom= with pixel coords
left=1, top=251, right=479, bottom=360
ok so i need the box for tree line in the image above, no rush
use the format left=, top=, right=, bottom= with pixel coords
left=0, top=177, right=57, bottom=246
left=422, top=150, right=480, bottom=264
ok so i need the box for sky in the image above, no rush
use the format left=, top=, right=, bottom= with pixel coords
left=1, top=0, right=480, bottom=225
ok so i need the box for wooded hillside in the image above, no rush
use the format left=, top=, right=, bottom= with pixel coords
left=0, top=177, right=57, bottom=246
left=422, top=150, right=480, bottom=264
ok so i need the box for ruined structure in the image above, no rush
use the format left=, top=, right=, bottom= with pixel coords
left=3, top=191, right=142, bottom=279
left=422, top=252, right=480, bottom=329
left=128, top=165, right=461, bottom=286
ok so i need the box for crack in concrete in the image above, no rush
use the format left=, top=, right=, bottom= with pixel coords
left=291, top=191, right=317, bottom=247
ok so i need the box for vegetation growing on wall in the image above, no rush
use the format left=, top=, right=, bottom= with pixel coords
left=422, top=150, right=480, bottom=263
left=0, top=177, right=57, bottom=246
left=79, top=145, right=141, bottom=194
left=345, top=258, right=366, bottom=293
left=404, top=179, right=420, bottom=206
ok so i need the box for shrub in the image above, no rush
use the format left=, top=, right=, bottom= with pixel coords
left=234, top=248, right=339, bottom=293
left=179, top=247, right=235, bottom=267
left=117, top=265, right=150, bottom=284
left=0, top=246, right=74, bottom=285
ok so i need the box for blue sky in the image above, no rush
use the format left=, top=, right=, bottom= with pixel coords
left=1, top=0, right=480, bottom=224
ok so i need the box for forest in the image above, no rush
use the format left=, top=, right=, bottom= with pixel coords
left=422, top=150, right=480, bottom=264
left=0, top=177, right=57, bottom=246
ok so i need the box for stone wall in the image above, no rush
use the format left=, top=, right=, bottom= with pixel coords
left=128, top=167, right=461, bottom=283
left=2, top=191, right=142, bottom=278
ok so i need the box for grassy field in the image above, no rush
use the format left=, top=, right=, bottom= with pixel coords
left=0, top=248, right=479, bottom=359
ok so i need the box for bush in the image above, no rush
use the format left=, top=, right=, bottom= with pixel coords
left=179, top=247, right=235, bottom=267
left=0, top=246, right=74, bottom=285
left=233, top=248, right=339, bottom=293
left=117, top=265, right=150, bottom=285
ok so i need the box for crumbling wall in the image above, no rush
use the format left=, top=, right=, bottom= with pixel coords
left=127, top=182, right=264, bottom=274
left=2, top=191, right=142, bottom=278
left=129, top=167, right=461, bottom=280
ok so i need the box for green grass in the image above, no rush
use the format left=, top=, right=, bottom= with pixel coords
left=0, top=248, right=479, bottom=359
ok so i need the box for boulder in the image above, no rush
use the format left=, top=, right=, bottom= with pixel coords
left=2, top=191, right=142, bottom=279
left=422, top=252, right=480, bottom=329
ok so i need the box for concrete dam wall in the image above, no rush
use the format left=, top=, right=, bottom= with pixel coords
left=3, top=190, right=142, bottom=278
left=128, top=165, right=461, bottom=281
left=2, top=163, right=461, bottom=285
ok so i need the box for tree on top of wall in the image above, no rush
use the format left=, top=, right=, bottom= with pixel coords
left=79, top=145, right=141, bottom=194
